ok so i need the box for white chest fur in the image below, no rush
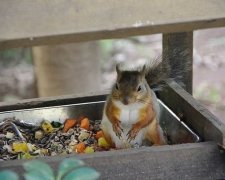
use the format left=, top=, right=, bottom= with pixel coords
left=107, top=101, right=145, bottom=148
left=114, top=101, right=141, bottom=128
left=101, top=90, right=161, bottom=148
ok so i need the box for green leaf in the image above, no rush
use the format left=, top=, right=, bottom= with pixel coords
left=23, top=160, right=54, bottom=180
left=63, top=167, right=100, bottom=180
left=57, top=158, right=84, bottom=180
left=24, top=171, right=49, bottom=180
left=0, top=170, right=18, bottom=180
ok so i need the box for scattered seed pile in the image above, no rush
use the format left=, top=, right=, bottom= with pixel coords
left=0, top=117, right=110, bottom=161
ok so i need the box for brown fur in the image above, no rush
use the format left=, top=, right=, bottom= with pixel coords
left=105, top=98, right=122, bottom=139
left=102, top=65, right=167, bottom=147
left=145, top=119, right=166, bottom=145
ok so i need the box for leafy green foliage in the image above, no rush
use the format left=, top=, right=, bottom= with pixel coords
left=63, top=167, right=100, bottom=180
left=100, top=40, right=113, bottom=64
left=0, top=170, right=18, bottom=180
left=23, top=160, right=54, bottom=180
left=0, top=158, right=100, bottom=180
left=0, top=48, right=32, bottom=67
left=56, top=158, right=84, bottom=180
left=23, top=158, right=100, bottom=180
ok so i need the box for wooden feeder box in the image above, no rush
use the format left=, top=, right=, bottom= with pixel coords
left=0, top=1, right=225, bottom=179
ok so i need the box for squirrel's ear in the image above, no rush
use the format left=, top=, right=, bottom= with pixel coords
left=141, top=65, right=146, bottom=76
left=116, top=64, right=121, bottom=75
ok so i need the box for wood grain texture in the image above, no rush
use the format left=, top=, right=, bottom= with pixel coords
left=0, top=0, right=225, bottom=49
left=163, top=32, right=193, bottom=94
left=1, top=142, right=225, bottom=179
left=0, top=91, right=108, bottom=112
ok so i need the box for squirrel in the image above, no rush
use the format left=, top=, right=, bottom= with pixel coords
left=101, top=59, right=168, bottom=149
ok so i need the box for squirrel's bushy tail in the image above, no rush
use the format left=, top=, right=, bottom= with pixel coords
left=115, top=52, right=190, bottom=91
left=145, top=56, right=169, bottom=91
left=145, top=53, right=191, bottom=91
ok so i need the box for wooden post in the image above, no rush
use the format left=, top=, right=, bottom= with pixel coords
left=162, top=32, right=193, bottom=94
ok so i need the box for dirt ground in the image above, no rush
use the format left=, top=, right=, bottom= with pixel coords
left=0, top=27, right=224, bottom=124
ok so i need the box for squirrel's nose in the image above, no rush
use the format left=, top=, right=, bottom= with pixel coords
left=122, top=97, right=129, bottom=105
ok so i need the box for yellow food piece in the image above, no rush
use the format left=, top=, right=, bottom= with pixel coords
left=84, top=146, right=94, bottom=153
left=40, top=148, right=49, bottom=155
left=12, top=142, right=29, bottom=153
left=41, top=120, right=54, bottom=134
left=21, top=153, right=33, bottom=160
left=35, top=130, right=44, bottom=140
left=98, top=137, right=109, bottom=148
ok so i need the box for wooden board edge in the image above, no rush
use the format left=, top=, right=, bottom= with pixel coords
left=0, top=18, right=225, bottom=50
left=1, top=141, right=224, bottom=179
left=0, top=91, right=108, bottom=112
left=158, top=81, right=225, bottom=148
left=0, top=141, right=218, bottom=168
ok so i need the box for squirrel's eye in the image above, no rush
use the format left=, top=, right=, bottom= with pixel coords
left=137, top=85, right=142, bottom=92
left=115, top=83, right=119, bottom=90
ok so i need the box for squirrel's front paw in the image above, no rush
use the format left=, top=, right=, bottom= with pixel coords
left=127, top=126, right=140, bottom=142
left=112, top=121, right=123, bottom=139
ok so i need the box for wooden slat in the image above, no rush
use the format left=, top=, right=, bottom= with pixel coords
left=158, top=81, right=225, bottom=148
left=0, top=91, right=108, bottom=112
left=163, top=32, right=193, bottom=94
left=1, top=142, right=225, bottom=179
left=0, top=0, right=225, bottom=50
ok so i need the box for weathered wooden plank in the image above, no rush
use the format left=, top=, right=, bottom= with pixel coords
left=158, top=81, right=225, bottom=148
left=0, top=0, right=225, bottom=50
left=163, top=32, right=193, bottom=94
left=1, top=142, right=225, bottom=179
left=0, top=91, right=108, bottom=112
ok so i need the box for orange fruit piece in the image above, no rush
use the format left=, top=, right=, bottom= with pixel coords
left=63, top=119, right=77, bottom=133
left=95, top=130, right=104, bottom=139
left=74, top=142, right=86, bottom=153
left=80, top=118, right=90, bottom=130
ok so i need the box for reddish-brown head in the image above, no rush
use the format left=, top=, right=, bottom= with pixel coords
left=111, top=65, right=150, bottom=105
